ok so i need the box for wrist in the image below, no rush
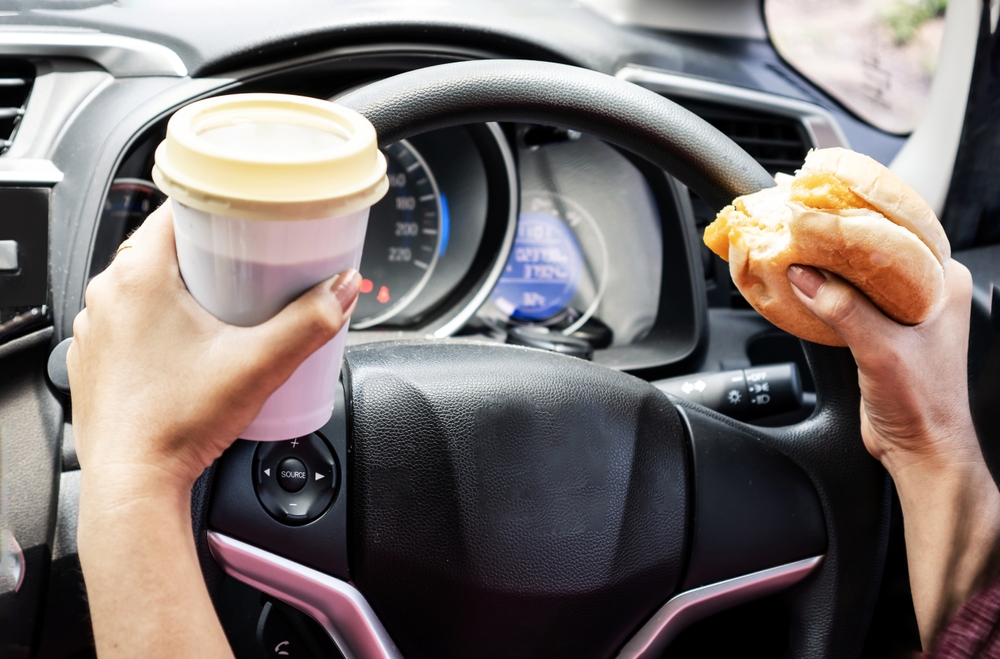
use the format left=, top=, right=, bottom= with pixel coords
left=876, top=418, right=982, bottom=480
left=75, top=417, right=209, bottom=489
left=78, top=462, right=193, bottom=532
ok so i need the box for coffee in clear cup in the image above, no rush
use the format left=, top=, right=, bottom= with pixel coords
left=152, top=93, right=388, bottom=441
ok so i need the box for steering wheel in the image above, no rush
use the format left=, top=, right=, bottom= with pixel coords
left=199, top=60, right=891, bottom=659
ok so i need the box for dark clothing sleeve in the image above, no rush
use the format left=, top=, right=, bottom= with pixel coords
left=928, top=576, right=1000, bottom=658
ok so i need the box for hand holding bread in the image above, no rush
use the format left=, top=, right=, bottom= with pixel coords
left=708, top=148, right=1000, bottom=652
left=703, top=147, right=950, bottom=346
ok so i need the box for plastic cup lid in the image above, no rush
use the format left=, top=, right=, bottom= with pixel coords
left=152, top=93, right=388, bottom=221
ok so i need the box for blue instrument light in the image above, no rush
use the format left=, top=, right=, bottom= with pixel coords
left=490, top=212, right=584, bottom=322
left=439, top=193, right=450, bottom=256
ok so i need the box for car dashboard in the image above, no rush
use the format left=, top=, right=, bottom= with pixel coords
left=0, top=35, right=892, bottom=376
left=0, top=2, right=934, bottom=657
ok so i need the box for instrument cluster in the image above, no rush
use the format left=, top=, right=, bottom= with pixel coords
left=97, top=117, right=672, bottom=361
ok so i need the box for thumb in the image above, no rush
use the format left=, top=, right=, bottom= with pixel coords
left=787, top=264, right=894, bottom=350
left=235, top=269, right=362, bottom=383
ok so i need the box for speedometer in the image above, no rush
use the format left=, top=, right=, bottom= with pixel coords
left=352, top=140, right=443, bottom=328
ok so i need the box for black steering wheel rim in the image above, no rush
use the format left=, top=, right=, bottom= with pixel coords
left=201, top=59, right=891, bottom=659
left=338, top=59, right=776, bottom=211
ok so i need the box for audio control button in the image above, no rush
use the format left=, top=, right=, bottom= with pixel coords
left=253, top=434, right=339, bottom=525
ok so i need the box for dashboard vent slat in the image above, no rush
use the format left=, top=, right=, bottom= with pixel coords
left=0, top=60, right=35, bottom=156
left=676, top=99, right=812, bottom=177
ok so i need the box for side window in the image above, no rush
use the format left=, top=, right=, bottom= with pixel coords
left=764, top=0, right=948, bottom=134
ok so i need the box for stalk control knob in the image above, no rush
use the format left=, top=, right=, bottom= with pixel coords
left=654, top=362, right=804, bottom=421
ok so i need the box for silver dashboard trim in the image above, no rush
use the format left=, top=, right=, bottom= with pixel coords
left=0, top=159, right=63, bottom=184
left=616, top=66, right=850, bottom=150
left=0, top=29, right=187, bottom=78
left=580, top=0, right=769, bottom=40
left=616, top=555, right=823, bottom=658
left=0, top=530, right=24, bottom=595
left=429, top=120, right=518, bottom=338
left=208, top=531, right=403, bottom=659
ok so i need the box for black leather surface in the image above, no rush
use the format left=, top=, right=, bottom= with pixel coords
left=345, top=341, right=690, bottom=659
left=339, top=59, right=776, bottom=211
left=674, top=344, right=891, bottom=659
left=192, top=462, right=226, bottom=605
left=678, top=406, right=827, bottom=591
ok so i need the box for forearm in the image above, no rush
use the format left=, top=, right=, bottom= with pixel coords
left=77, top=466, right=233, bottom=659
left=888, top=446, right=1000, bottom=649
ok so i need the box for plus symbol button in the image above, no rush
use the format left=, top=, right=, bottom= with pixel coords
left=290, top=438, right=299, bottom=448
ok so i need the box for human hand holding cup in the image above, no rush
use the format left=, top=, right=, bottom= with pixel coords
left=152, top=94, right=388, bottom=441
left=68, top=203, right=363, bottom=492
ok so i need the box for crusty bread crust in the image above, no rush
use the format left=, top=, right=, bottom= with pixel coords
left=729, top=204, right=944, bottom=346
left=705, top=147, right=949, bottom=346
left=801, top=147, right=950, bottom=266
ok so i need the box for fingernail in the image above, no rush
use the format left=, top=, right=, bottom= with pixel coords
left=331, top=269, right=362, bottom=310
left=787, top=264, right=826, bottom=299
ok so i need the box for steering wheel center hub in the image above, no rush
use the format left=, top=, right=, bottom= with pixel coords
left=345, top=341, right=690, bottom=659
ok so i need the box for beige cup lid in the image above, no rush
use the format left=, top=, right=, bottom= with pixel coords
left=152, top=93, right=388, bottom=221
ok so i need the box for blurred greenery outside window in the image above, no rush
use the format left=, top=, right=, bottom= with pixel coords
left=765, top=0, right=948, bottom=134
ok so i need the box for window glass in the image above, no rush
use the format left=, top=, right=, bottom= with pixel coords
left=765, top=0, right=948, bottom=134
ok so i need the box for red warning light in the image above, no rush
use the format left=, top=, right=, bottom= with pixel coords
left=360, top=278, right=373, bottom=294
left=377, top=286, right=391, bottom=304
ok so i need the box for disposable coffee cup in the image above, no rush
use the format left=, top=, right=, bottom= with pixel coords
left=152, top=93, right=388, bottom=440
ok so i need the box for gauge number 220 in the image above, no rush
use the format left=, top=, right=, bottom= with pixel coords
left=388, top=246, right=412, bottom=262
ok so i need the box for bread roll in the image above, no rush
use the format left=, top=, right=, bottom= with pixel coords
left=703, top=147, right=949, bottom=347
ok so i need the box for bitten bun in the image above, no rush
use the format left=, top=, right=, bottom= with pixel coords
left=703, top=147, right=949, bottom=347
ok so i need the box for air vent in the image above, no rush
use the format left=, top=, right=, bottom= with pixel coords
left=679, top=99, right=812, bottom=176
left=0, top=60, right=35, bottom=156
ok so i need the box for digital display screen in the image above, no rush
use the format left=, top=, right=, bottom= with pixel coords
left=490, top=212, right=584, bottom=322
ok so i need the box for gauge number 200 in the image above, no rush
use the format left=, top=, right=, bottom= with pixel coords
left=395, top=222, right=420, bottom=236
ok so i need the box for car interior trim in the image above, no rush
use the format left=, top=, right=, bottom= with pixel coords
left=210, top=528, right=820, bottom=659
left=3, top=67, right=113, bottom=162
left=0, top=29, right=187, bottom=78
left=238, top=43, right=500, bottom=88
left=0, top=306, right=50, bottom=348
left=0, top=531, right=25, bottom=595
left=0, top=159, right=62, bottom=185
left=615, top=65, right=850, bottom=151
left=616, top=555, right=824, bottom=658
left=207, top=530, right=403, bottom=659
left=579, top=0, right=769, bottom=40
left=428, top=121, right=518, bottom=338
